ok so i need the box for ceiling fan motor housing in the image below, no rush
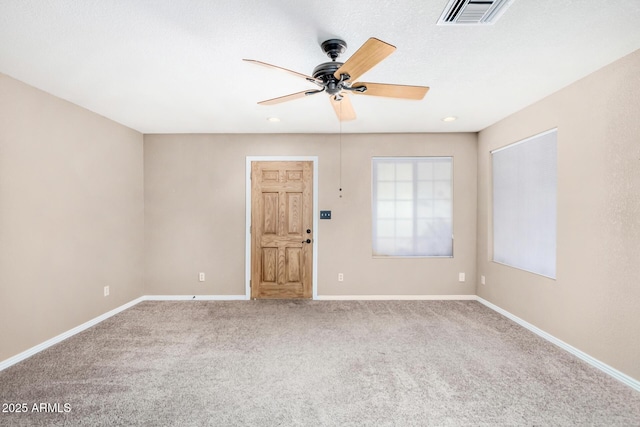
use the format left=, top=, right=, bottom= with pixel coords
left=312, top=62, right=344, bottom=95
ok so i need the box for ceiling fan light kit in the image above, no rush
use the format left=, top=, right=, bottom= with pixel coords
left=244, top=37, right=430, bottom=121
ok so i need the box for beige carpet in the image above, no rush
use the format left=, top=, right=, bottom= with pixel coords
left=1, top=300, right=639, bottom=426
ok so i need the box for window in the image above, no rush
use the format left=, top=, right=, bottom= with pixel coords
left=372, top=157, right=453, bottom=257
left=492, top=129, right=557, bottom=278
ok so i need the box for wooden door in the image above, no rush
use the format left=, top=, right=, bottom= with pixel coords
left=251, top=161, right=313, bottom=299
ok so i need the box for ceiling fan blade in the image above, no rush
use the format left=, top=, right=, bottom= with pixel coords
left=334, top=38, right=396, bottom=83
left=243, top=59, right=319, bottom=82
left=351, top=82, right=429, bottom=100
left=257, top=90, right=312, bottom=105
left=330, top=94, right=356, bottom=121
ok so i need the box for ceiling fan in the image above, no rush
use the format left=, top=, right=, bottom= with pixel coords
left=243, top=38, right=429, bottom=121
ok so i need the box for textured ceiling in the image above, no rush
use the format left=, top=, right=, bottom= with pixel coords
left=1, top=0, right=639, bottom=134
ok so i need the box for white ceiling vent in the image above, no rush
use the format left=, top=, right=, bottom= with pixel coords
left=437, top=0, right=515, bottom=25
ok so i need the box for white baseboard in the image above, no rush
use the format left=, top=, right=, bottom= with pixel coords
left=0, top=296, right=145, bottom=372
left=316, top=294, right=477, bottom=300
left=144, top=295, right=248, bottom=301
left=476, top=297, right=640, bottom=393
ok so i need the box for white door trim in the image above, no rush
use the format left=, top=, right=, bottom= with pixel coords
left=245, top=156, right=319, bottom=300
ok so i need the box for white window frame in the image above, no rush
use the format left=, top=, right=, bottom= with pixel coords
left=372, top=157, right=454, bottom=258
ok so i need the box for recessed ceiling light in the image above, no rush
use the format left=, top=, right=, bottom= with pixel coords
left=267, top=117, right=280, bottom=122
left=442, top=116, right=457, bottom=122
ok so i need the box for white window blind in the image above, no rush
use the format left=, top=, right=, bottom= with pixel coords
left=372, top=157, right=453, bottom=257
left=492, top=129, right=557, bottom=278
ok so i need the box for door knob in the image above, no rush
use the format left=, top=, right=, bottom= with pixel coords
left=306, top=229, right=311, bottom=234
left=302, top=239, right=311, bottom=244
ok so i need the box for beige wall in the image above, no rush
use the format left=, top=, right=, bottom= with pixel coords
left=4, top=48, right=638, bottom=384
left=477, top=49, right=640, bottom=380
left=0, top=74, right=144, bottom=361
left=144, top=133, right=477, bottom=296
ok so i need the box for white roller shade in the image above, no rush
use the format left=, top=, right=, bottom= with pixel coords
left=492, top=129, right=557, bottom=278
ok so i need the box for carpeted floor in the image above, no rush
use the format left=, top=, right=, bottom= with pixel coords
left=1, top=300, right=639, bottom=426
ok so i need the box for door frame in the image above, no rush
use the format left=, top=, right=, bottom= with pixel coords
left=245, top=156, right=319, bottom=300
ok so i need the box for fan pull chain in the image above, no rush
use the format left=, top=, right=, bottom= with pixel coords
left=339, top=101, right=343, bottom=198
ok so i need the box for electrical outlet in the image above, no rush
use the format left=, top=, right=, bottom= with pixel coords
left=458, top=272, right=465, bottom=282
left=481, top=275, right=486, bottom=285
left=199, top=272, right=205, bottom=282
left=338, top=273, right=344, bottom=282
left=104, top=286, right=109, bottom=297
